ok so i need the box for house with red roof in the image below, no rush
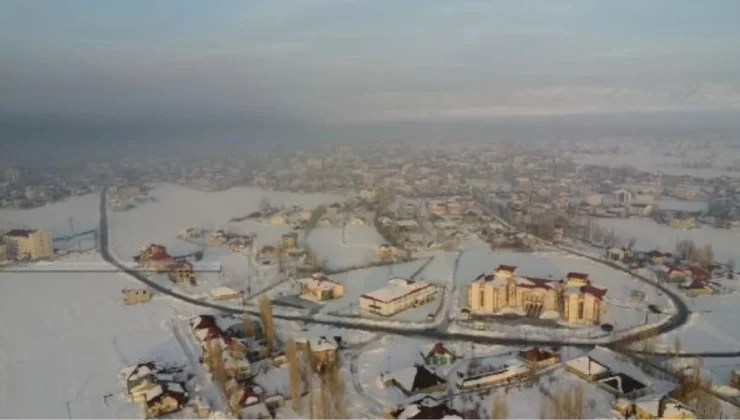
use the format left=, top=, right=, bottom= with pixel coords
left=134, top=244, right=174, bottom=272
left=420, top=342, right=457, bottom=365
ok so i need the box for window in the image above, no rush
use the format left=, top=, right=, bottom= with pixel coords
left=578, top=300, right=585, bottom=319
left=480, top=289, right=485, bottom=308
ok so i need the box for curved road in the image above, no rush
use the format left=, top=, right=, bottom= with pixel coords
left=99, top=187, right=719, bottom=353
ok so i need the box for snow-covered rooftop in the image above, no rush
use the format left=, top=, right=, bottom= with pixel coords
left=362, top=278, right=434, bottom=303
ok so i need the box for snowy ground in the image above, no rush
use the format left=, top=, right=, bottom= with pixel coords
left=107, top=183, right=342, bottom=260
left=655, top=198, right=709, bottom=213
left=655, top=292, right=740, bottom=353
left=306, top=226, right=384, bottom=272
left=595, top=217, right=740, bottom=264
left=0, top=253, right=203, bottom=418
left=452, top=248, right=672, bottom=339
left=572, top=142, right=740, bottom=178
left=0, top=192, right=100, bottom=235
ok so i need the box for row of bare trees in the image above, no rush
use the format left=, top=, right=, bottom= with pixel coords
left=675, top=239, right=715, bottom=269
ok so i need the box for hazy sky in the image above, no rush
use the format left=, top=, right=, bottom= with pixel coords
left=2, top=0, right=740, bottom=124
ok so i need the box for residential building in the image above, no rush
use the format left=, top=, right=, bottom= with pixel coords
left=122, top=362, right=161, bottom=402
left=361, top=278, right=437, bottom=316
left=0, top=243, right=6, bottom=262
left=299, top=273, right=344, bottom=301
left=670, top=215, right=696, bottom=229
left=146, top=388, right=188, bottom=418
left=281, top=232, right=298, bottom=249
left=122, top=288, right=152, bottom=305
left=517, top=347, right=561, bottom=369
left=209, top=287, right=242, bottom=301
left=169, top=260, right=196, bottom=285
left=3, top=228, right=53, bottom=260
left=681, top=279, right=714, bottom=297
left=455, top=359, right=530, bottom=389
left=268, top=214, right=287, bottom=225
left=635, top=396, right=695, bottom=419
left=375, top=243, right=397, bottom=260
left=388, top=396, right=463, bottom=420
left=134, top=244, right=174, bottom=271
left=420, top=343, right=457, bottom=365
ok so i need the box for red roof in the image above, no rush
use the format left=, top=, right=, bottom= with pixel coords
left=312, top=273, right=330, bottom=282
left=5, top=229, right=35, bottom=237
left=689, top=267, right=709, bottom=280
left=519, top=347, right=557, bottom=362
left=685, top=279, right=709, bottom=290
left=238, top=386, right=262, bottom=407
left=496, top=264, right=517, bottom=272
left=519, top=277, right=556, bottom=290
left=427, top=343, right=454, bottom=358
left=580, top=285, right=607, bottom=300
left=567, top=272, right=590, bottom=280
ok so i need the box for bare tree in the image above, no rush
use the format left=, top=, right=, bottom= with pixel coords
left=540, top=383, right=586, bottom=419
left=627, top=236, right=637, bottom=250
left=603, top=227, right=618, bottom=249
left=206, top=340, right=229, bottom=399
left=591, top=224, right=604, bottom=245
left=285, top=340, right=303, bottom=413
left=676, top=239, right=697, bottom=261
left=693, top=388, right=721, bottom=419
left=673, top=336, right=682, bottom=357
left=700, top=244, right=714, bottom=269
left=242, top=313, right=257, bottom=339
left=259, top=295, right=277, bottom=354
left=491, top=394, right=509, bottom=419
left=258, top=196, right=272, bottom=212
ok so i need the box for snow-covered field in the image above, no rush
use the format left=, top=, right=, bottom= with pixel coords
left=655, top=198, right=709, bottom=213
left=306, top=226, right=384, bottom=271
left=572, top=142, right=740, bottom=178
left=656, top=292, right=740, bottom=353
left=108, top=183, right=343, bottom=259
left=0, top=253, right=200, bottom=418
left=0, top=192, right=100, bottom=235
left=595, top=217, right=740, bottom=264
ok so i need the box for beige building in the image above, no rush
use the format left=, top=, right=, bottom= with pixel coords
left=468, top=265, right=560, bottom=315
left=375, top=243, right=396, bottom=260
left=122, top=288, right=152, bottom=305
left=0, top=243, right=7, bottom=262
left=467, top=265, right=607, bottom=325
left=281, top=232, right=298, bottom=250
left=299, top=273, right=344, bottom=301
left=3, top=229, right=53, bottom=260
left=563, top=285, right=607, bottom=325
left=169, top=261, right=196, bottom=285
